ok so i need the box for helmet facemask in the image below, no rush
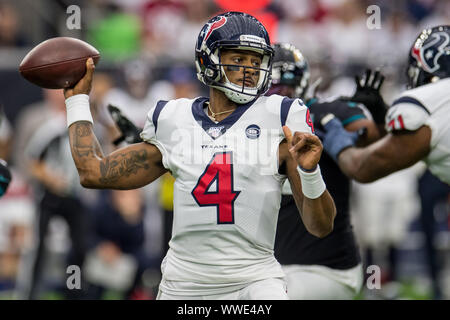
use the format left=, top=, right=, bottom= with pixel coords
left=406, top=59, right=436, bottom=89
left=406, top=63, right=421, bottom=89
left=196, top=39, right=273, bottom=104
left=205, top=43, right=272, bottom=104
left=195, top=12, right=274, bottom=104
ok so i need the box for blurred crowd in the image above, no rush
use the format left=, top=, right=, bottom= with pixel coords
left=0, top=0, right=449, bottom=299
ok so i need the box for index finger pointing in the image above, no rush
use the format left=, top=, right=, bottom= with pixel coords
left=282, top=126, right=293, bottom=145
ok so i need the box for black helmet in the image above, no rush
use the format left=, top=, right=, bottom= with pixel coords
left=268, top=43, right=310, bottom=99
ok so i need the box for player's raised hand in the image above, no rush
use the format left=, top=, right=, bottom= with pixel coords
left=64, top=58, right=95, bottom=99
left=283, top=126, right=323, bottom=171
left=340, top=68, right=388, bottom=124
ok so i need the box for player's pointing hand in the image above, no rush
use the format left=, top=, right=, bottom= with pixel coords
left=283, top=126, right=323, bottom=171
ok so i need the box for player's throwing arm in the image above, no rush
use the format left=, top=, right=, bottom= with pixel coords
left=64, top=59, right=167, bottom=190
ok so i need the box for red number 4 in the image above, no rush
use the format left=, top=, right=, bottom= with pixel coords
left=306, top=108, right=314, bottom=133
left=192, top=152, right=240, bottom=224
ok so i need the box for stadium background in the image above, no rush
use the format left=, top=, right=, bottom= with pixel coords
left=0, top=0, right=449, bottom=300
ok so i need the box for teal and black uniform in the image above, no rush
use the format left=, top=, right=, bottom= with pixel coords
left=275, top=98, right=366, bottom=269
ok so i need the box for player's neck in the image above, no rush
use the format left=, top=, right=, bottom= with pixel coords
left=208, top=89, right=237, bottom=122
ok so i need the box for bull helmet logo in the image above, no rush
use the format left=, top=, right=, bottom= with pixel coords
left=202, top=16, right=227, bottom=43
left=412, top=31, right=450, bottom=73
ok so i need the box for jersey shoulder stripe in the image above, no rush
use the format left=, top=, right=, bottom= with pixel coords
left=152, top=100, right=169, bottom=132
left=392, top=96, right=430, bottom=115
left=280, top=97, right=296, bottom=126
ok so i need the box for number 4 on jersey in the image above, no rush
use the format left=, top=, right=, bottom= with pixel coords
left=192, top=152, right=240, bottom=224
left=306, top=108, right=314, bottom=132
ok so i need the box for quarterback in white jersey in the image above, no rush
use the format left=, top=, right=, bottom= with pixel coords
left=318, top=25, right=450, bottom=185
left=62, top=12, right=336, bottom=300
left=141, top=94, right=317, bottom=297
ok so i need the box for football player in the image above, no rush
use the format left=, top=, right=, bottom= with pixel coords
left=318, top=25, right=450, bottom=185
left=62, top=12, right=336, bottom=299
left=269, top=43, right=380, bottom=299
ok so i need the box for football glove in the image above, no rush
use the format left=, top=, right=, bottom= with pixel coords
left=341, top=69, right=388, bottom=125
left=107, top=104, right=143, bottom=145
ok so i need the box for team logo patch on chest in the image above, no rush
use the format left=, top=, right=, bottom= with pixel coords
left=245, top=124, right=261, bottom=139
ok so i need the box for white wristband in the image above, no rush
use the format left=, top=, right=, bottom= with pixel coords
left=297, top=165, right=326, bottom=199
left=65, top=94, right=93, bottom=127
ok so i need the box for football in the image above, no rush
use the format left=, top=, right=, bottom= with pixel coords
left=19, top=37, right=100, bottom=89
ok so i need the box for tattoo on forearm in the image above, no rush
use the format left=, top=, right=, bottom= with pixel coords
left=70, top=122, right=151, bottom=186
left=99, top=150, right=150, bottom=184
left=72, top=122, right=98, bottom=158
left=75, top=123, right=90, bottom=137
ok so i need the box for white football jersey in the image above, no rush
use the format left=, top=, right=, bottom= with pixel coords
left=385, top=78, right=450, bottom=184
left=140, top=94, right=312, bottom=293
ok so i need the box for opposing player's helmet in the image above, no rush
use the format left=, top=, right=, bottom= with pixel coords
left=407, top=25, right=450, bottom=88
left=195, top=11, right=274, bottom=104
left=268, top=43, right=310, bottom=99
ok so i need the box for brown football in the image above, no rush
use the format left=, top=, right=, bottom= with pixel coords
left=19, top=37, right=100, bottom=89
